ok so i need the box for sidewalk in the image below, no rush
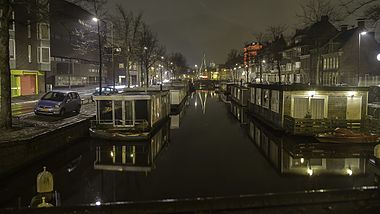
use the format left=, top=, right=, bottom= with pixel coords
left=11, top=85, right=98, bottom=104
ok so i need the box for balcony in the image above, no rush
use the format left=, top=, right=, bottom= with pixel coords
left=284, top=115, right=361, bottom=136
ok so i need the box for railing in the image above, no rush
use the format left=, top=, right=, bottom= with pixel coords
left=284, top=115, right=361, bottom=136
left=90, top=119, right=150, bottom=132
left=362, top=117, right=380, bottom=134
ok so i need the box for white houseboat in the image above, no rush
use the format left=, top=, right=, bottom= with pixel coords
left=248, top=84, right=369, bottom=136
left=90, top=90, right=170, bottom=141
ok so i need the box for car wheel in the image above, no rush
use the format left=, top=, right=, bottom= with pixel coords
left=74, top=106, right=81, bottom=114
left=59, top=108, right=65, bottom=117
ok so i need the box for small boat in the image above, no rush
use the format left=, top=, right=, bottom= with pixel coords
left=316, top=128, right=380, bottom=144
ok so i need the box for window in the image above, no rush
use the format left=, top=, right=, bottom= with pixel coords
left=28, top=45, right=31, bottom=63
left=38, top=47, right=50, bottom=64
left=9, top=11, right=15, bottom=31
left=9, top=39, right=15, bottom=59
left=323, top=58, right=327, bottom=70
left=27, top=20, right=31, bottom=38
left=37, top=23, right=50, bottom=40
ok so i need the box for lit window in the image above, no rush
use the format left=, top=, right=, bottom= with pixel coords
left=27, top=20, right=31, bottom=38
left=28, top=45, right=31, bottom=63
left=9, top=39, right=15, bottom=59
left=37, top=23, right=50, bottom=40
left=8, top=11, right=15, bottom=31
left=38, top=47, right=50, bottom=64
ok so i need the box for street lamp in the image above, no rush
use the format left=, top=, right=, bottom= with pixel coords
left=92, top=17, right=103, bottom=95
left=358, top=31, right=367, bottom=86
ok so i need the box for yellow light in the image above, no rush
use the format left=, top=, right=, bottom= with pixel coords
left=300, top=158, right=304, bottom=164
left=308, top=91, right=316, bottom=97
left=110, top=151, right=114, bottom=157
left=347, top=91, right=357, bottom=97
left=130, top=153, right=134, bottom=158
left=307, top=167, right=313, bottom=176
left=346, top=168, right=353, bottom=176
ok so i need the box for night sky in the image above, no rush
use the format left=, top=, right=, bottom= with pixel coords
left=108, top=0, right=353, bottom=67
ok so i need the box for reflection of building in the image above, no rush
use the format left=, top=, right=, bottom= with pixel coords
left=9, top=1, right=50, bottom=97
left=248, top=84, right=369, bottom=135
left=94, top=121, right=170, bottom=172
left=248, top=117, right=369, bottom=176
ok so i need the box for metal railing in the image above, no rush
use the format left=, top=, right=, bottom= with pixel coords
left=90, top=119, right=150, bottom=132
left=284, top=115, right=361, bottom=135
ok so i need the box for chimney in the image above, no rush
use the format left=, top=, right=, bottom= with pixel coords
left=321, top=15, right=329, bottom=22
left=357, top=18, right=365, bottom=28
left=340, top=25, right=348, bottom=31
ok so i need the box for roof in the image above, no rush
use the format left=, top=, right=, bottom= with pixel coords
left=328, top=27, right=357, bottom=49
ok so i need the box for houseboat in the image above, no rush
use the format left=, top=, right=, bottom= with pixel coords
left=162, top=81, right=189, bottom=115
left=93, top=120, right=170, bottom=172
left=228, top=84, right=249, bottom=124
left=248, top=116, right=370, bottom=176
left=248, top=84, right=369, bottom=136
left=90, top=90, right=170, bottom=141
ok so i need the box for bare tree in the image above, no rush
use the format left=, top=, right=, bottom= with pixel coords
left=0, top=0, right=12, bottom=129
left=137, top=23, right=165, bottom=87
left=113, top=5, right=143, bottom=88
left=224, top=49, right=243, bottom=69
left=0, top=0, right=50, bottom=129
left=266, top=25, right=288, bottom=41
left=297, top=0, right=341, bottom=25
left=340, top=0, right=380, bottom=18
left=169, top=52, right=188, bottom=78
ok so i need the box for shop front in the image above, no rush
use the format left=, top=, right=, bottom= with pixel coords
left=11, top=70, right=45, bottom=97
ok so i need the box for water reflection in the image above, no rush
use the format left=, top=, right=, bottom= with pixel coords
left=93, top=121, right=170, bottom=173
left=230, top=101, right=248, bottom=124
left=248, top=116, right=372, bottom=176
left=192, top=90, right=217, bottom=114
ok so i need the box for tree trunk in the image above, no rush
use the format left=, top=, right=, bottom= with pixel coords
left=0, top=1, right=12, bottom=129
left=145, top=65, right=149, bottom=87
left=277, top=60, right=281, bottom=84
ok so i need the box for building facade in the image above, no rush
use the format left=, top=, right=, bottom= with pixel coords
left=48, top=0, right=105, bottom=88
left=8, top=0, right=51, bottom=97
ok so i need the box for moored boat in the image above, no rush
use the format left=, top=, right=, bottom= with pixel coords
left=316, top=128, right=380, bottom=144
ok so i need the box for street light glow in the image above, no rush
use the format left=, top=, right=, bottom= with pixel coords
left=377, top=53, right=380, bottom=62
left=360, top=31, right=367, bottom=35
left=92, top=17, right=99, bottom=22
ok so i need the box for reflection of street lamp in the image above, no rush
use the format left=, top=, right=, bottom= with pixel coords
left=358, top=31, right=367, bottom=85
left=92, top=17, right=102, bottom=95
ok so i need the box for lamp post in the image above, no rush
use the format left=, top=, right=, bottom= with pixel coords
left=358, top=31, right=367, bottom=86
left=93, top=17, right=103, bottom=95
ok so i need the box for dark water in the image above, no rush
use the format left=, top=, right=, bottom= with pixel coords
left=0, top=91, right=378, bottom=208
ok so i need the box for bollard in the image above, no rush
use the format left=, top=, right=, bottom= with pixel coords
left=37, top=166, right=54, bottom=193
left=375, top=144, right=380, bottom=159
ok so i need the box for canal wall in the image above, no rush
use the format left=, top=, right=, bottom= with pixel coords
left=0, top=114, right=94, bottom=179
left=1, top=187, right=380, bottom=213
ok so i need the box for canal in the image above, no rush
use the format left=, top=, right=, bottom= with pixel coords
left=0, top=91, right=377, bottom=208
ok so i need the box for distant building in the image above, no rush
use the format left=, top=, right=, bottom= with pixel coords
left=48, top=0, right=107, bottom=88
left=319, top=20, right=380, bottom=86
left=284, top=15, right=339, bottom=84
left=8, top=0, right=51, bottom=97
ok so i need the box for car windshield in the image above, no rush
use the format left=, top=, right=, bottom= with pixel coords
left=41, top=92, right=66, bottom=102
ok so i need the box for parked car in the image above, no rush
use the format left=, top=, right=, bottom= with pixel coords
left=34, top=91, right=81, bottom=116
left=91, top=87, right=119, bottom=101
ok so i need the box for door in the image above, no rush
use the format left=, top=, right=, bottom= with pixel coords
left=310, top=98, right=325, bottom=119
left=293, top=97, right=309, bottom=118
left=20, top=74, right=36, bottom=95
left=113, top=101, right=135, bottom=127
left=346, top=97, right=362, bottom=120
